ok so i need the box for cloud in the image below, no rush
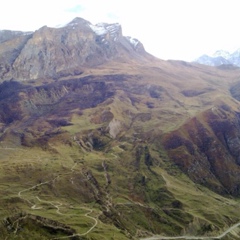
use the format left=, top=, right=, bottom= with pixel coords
left=67, top=5, right=85, bottom=13
left=0, top=0, right=80, bottom=30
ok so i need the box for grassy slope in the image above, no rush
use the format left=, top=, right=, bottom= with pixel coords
left=2, top=60, right=240, bottom=239
left=2, top=141, right=240, bottom=239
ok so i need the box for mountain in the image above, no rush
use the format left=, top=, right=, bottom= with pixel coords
left=0, top=17, right=150, bottom=81
left=194, top=54, right=231, bottom=66
left=194, top=48, right=240, bottom=67
left=2, top=17, right=240, bottom=239
left=0, top=30, right=33, bottom=43
left=212, top=49, right=230, bottom=58
left=228, top=48, right=240, bottom=66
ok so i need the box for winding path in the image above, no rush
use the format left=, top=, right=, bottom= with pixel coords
left=51, top=207, right=98, bottom=240
left=17, top=148, right=240, bottom=239
left=17, top=163, right=99, bottom=239
left=33, top=196, right=99, bottom=239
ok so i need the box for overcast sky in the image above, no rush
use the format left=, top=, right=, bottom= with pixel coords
left=1, top=0, right=240, bottom=61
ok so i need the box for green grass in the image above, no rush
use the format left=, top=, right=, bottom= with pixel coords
left=0, top=144, right=135, bottom=239
left=2, top=127, right=240, bottom=239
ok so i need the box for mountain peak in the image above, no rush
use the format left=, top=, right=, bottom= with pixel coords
left=66, top=17, right=91, bottom=26
left=89, top=22, right=122, bottom=42
left=212, top=49, right=230, bottom=59
left=194, top=48, right=240, bottom=67
left=0, top=17, right=149, bottom=81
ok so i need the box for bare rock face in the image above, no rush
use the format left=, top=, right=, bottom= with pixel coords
left=108, top=118, right=121, bottom=138
left=0, top=32, right=33, bottom=79
left=0, top=17, right=147, bottom=81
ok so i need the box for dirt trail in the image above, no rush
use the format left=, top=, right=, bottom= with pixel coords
left=50, top=207, right=99, bottom=240
left=17, top=163, right=99, bottom=238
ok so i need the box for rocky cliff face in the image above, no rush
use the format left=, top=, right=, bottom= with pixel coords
left=0, top=17, right=147, bottom=81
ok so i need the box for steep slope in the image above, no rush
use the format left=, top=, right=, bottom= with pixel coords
left=163, top=100, right=240, bottom=195
left=2, top=18, right=240, bottom=240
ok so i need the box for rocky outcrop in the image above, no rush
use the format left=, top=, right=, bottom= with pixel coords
left=0, top=32, right=33, bottom=80
left=108, top=119, right=121, bottom=138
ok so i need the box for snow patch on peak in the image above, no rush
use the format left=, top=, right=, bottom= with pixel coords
left=126, top=37, right=139, bottom=48
left=89, top=23, right=121, bottom=40
left=212, top=50, right=230, bottom=59
left=89, top=24, right=108, bottom=36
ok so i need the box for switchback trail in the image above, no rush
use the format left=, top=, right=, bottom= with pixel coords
left=17, top=162, right=99, bottom=239
left=51, top=207, right=99, bottom=240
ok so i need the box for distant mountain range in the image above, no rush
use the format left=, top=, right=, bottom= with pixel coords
left=194, top=49, right=240, bottom=67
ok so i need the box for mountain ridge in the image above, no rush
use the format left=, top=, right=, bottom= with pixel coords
left=0, top=17, right=151, bottom=81
left=194, top=48, right=240, bottom=67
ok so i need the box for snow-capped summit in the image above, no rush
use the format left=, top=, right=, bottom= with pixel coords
left=212, top=50, right=230, bottom=59
left=194, top=48, right=240, bottom=67
left=194, top=54, right=231, bottom=66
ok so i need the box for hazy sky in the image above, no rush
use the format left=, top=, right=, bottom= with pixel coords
left=1, top=0, right=240, bottom=61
